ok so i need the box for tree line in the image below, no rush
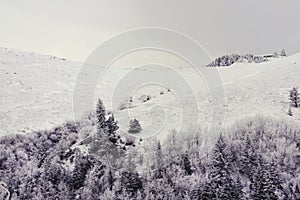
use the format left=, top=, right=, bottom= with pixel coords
left=0, top=100, right=299, bottom=199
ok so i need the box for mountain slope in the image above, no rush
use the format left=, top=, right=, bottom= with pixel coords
left=0, top=47, right=300, bottom=136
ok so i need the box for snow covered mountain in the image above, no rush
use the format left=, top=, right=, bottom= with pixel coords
left=1, top=47, right=300, bottom=136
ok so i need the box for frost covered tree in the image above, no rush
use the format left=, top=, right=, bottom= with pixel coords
left=240, top=135, right=258, bottom=179
left=70, top=155, right=94, bottom=191
left=250, top=157, right=281, bottom=200
left=289, top=87, right=300, bottom=107
left=81, top=164, right=107, bottom=199
left=209, top=135, right=235, bottom=199
left=1, top=111, right=300, bottom=199
left=90, top=99, right=124, bottom=166
left=128, top=119, right=142, bottom=134
left=121, top=150, right=142, bottom=196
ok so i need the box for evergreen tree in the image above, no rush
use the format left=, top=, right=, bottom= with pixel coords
left=128, top=119, right=142, bottom=134
left=81, top=164, right=107, bottom=200
left=121, top=150, right=142, bottom=196
left=266, top=160, right=282, bottom=199
left=70, top=154, right=94, bottom=191
left=289, top=87, right=300, bottom=107
left=181, top=153, right=193, bottom=175
left=240, top=135, right=258, bottom=179
left=105, top=113, right=119, bottom=135
left=154, top=141, right=164, bottom=179
left=96, top=99, right=107, bottom=130
left=209, top=135, right=235, bottom=199
left=250, top=157, right=280, bottom=200
left=91, top=99, right=124, bottom=167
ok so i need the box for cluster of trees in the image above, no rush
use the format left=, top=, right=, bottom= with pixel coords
left=207, top=54, right=268, bottom=67
left=207, top=50, right=287, bottom=67
left=0, top=101, right=299, bottom=199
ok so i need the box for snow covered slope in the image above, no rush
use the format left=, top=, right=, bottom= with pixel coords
left=0, top=47, right=81, bottom=134
left=0, top=47, right=300, bottom=137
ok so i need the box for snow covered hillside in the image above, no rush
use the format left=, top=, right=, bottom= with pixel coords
left=0, top=47, right=81, bottom=135
left=1, top=47, right=300, bottom=136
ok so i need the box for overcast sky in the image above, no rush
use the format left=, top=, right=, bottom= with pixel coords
left=0, top=0, right=299, bottom=62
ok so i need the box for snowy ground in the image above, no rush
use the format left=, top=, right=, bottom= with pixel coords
left=1, top=47, right=300, bottom=137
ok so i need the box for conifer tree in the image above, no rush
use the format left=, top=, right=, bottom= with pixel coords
left=128, top=119, right=142, bottom=134
left=105, top=113, right=119, bottom=135
left=250, top=156, right=280, bottom=200
left=82, top=164, right=107, bottom=200
left=96, top=99, right=107, bottom=130
left=154, top=141, right=164, bottom=179
left=240, top=135, right=258, bottom=179
left=209, top=135, right=234, bottom=199
left=181, top=153, right=192, bottom=175
left=289, top=87, right=300, bottom=108
left=121, top=150, right=142, bottom=196
left=91, top=99, right=124, bottom=166
left=70, top=155, right=94, bottom=191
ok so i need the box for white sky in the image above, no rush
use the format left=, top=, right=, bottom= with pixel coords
left=0, top=0, right=299, bottom=62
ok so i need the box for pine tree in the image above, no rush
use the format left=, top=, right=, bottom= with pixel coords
left=96, top=99, right=107, bottom=130
left=209, top=135, right=234, bottom=199
left=240, top=135, right=258, bottom=179
left=289, top=87, right=300, bottom=107
left=154, top=141, right=164, bottom=179
left=250, top=159, right=267, bottom=200
left=128, top=119, right=142, bottom=134
left=181, top=153, right=192, bottom=175
left=91, top=99, right=124, bottom=166
left=266, top=160, right=282, bottom=199
left=105, top=113, right=119, bottom=135
left=70, top=155, right=94, bottom=191
left=250, top=157, right=280, bottom=200
left=121, top=150, right=142, bottom=196
left=81, top=164, right=106, bottom=200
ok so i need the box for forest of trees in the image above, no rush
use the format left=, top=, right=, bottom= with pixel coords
left=0, top=100, right=299, bottom=199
